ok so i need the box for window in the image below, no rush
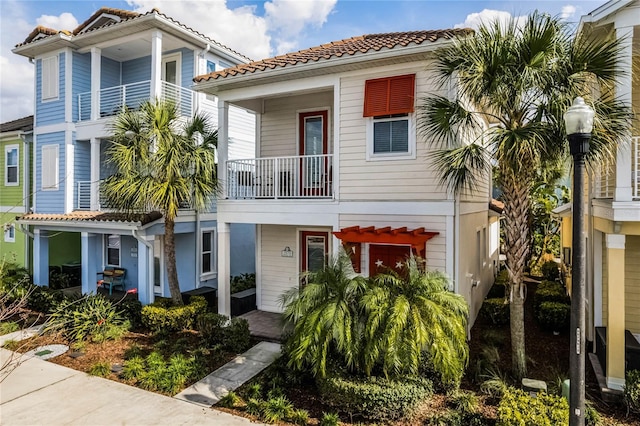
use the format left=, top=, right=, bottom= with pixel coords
left=106, top=235, right=121, bottom=266
left=364, top=74, right=416, bottom=160
left=41, top=145, right=59, bottom=190
left=201, top=230, right=216, bottom=276
left=4, top=224, right=15, bottom=243
left=42, top=55, right=59, bottom=101
left=5, top=145, right=18, bottom=186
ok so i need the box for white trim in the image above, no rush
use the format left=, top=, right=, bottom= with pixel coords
left=366, top=114, right=416, bottom=161
left=34, top=122, right=75, bottom=135
left=162, top=52, right=182, bottom=87
left=4, top=224, right=16, bottom=243
left=0, top=206, right=26, bottom=213
left=41, top=55, right=59, bottom=102
left=64, top=133, right=74, bottom=213
left=64, top=48, right=72, bottom=123
left=605, top=233, right=625, bottom=249
left=332, top=78, right=340, bottom=201
left=4, top=144, right=19, bottom=186
left=200, top=227, right=217, bottom=279
left=593, top=231, right=603, bottom=327
left=41, top=144, right=59, bottom=191
left=255, top=224, right=262, bottom=309
left=606, top=376, right=625, bottom=391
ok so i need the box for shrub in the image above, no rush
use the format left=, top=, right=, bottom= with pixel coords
left=123, top=351, right=198, bottom=394
left=0, top=321, right=19, bottom=335
left=27, top=285, right=64, bottom=313
left=46, top=294, right=128, bottom=342
left=541, top=261, right=561, bottom=282
left=481, top=298, right=510, bottom=325
left=317, top=371, right=433, bottom=421
left=535, top=302, right=570, bottom=332
left=89, top=362, right=111, bottom=377
left=449, top=390, right=479, bottom=414
left=488, top=270, right=509, bottom=298
left=115, top=298, right=143, bottom=329
left=290, top=408, right=310, bottom=426
left=246, top=383, right=262, bottom=399
left=497, top=387, right=568, bottom=426
left=585, top=401, right=600, bottom=426
left=122, top=355, right=145, bottom=380
left=141, top=295, right=207, bottom=333
left=246, top=398, right=266, bottom=417
left=92, top=321, right=130, bottom=343
left=534, top=281, right=569, bottom=312
left=222, top=318, right=251, bottom=353
left=319, top=412, right=340, bottom=426
left=197, top=312, right=228, bottom=343
left=217, top=391, right=242, bottom=408
left=625, top=369, right=640, bottom=415
left=262, top=396, right=294, bottom=424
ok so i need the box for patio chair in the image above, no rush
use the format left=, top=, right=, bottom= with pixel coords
left=97, top=267, right=126, bottom=294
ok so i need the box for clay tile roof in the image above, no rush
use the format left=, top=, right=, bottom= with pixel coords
left=489, top=199, right=505, bottom=214
left=22, top=26, right=60, bottom=44
left=194, top=29, right=473, bottom=83
left=73, top=7, right=141, bottom=35
left=17, top=211, right=163, bottom=225
left=0, top=115, right=33, bottom=133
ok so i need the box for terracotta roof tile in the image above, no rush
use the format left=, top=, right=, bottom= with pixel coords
left=490, top=199, right=504, bottom=214
left=73, top=7, right=141, bottom=35
left=22, top=26, right=60, bottom=45
left=194, top=29, right=472, bottom=83
left=18, top=211, right=163, bottom=225
left=0, top=115, right=33, bottom=133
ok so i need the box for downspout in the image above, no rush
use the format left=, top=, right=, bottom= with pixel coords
left=132, top=228, right=154, bottom=303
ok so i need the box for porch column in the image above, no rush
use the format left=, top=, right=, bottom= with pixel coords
left=90, top=47, right=101, bottom=121
left=614, top=25, right=633, bottom=201
left=217, top=221, right=231, bottom=316
left=33, top=229, right=49, bottom=286
left=90, top=138, right=100, bottom=210
left=217, top=100, right=229, bottom=197
left=136, top=236, right=154, bottom=305
left=150, top=31, right=162, bottom=100
left=81, top=232, right=99, bottom=295
left=605, top=233, right=626, bottom=390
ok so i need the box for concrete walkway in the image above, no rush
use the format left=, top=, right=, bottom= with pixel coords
left=0, top=348, right=259, bottom=425
left=174, top=341, right=281, bottom=407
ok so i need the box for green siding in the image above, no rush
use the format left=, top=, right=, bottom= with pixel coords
left=0, top=137, right=24, bottom=207
left=49, top=231, right=81, bottom=266
left=0, top=212, right=26, bottom=267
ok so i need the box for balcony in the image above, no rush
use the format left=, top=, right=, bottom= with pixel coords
left=226, top=154, right=333, bottom=200
left=595, top=136, right=640, bottom=199
left=78, top=81, right=198, bottom=122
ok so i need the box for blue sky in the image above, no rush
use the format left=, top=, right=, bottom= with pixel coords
left=0, top=0, right=608, bottom=122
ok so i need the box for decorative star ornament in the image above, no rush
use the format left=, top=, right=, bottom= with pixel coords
left=395, top=261, right=403, bottom=269
left=375, top=259, right=384, bottom=267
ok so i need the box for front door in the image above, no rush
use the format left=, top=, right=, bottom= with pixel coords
left=161, top=54, right=181, bottom=106
left=301, top=231, right=329, bottom=282
left=299, top=111, right=328, bottom=196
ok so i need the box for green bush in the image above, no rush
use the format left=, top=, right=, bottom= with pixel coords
left=534, top=281, right=569, bottom=312
left=319, top=412, right=340, bottom=426
left=89, top=362, right=111, bottom=377
left=481, top=298, right=510, bottom=325
left=27, top=285, right=65, bottom=313
left=449, top=390, right=479, bottom=414
left=246, top=398, right=266, bottom=417
left=262, top=396, right=294, bottom=423
left=317, top=371, right=433, bottom=421
left=541, top=261, right=561, bottom=282
left=0, top=321, right=19, bottom=335
left=585, top=401, right=600, bottom=426
left=625, top=369, right=640, bottom=415
left=124, top=351, right=198, bottom=394
left=497, top=388, right=568, bottom=426
left=488, top=270, right=509, bottom=298
left=535, top=302, right=570, bottom=332
left=141, top=295, right=207, bottom=333
left=196, top=313, right=250, bottom=353
left=290, top=408, right=310, bottom=426
left=230, top=273, right=256, bottom=294
left=197, top=312, right=228, bottom=342
left=217, top=391, right=242, bottom=408
left=115, top=298, right=143, bottom=329
left=46, top=294, right=128, bottom=342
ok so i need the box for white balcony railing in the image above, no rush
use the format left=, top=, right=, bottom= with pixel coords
left=594, top=136, right=640, bottom=199
left=78, top=81, right=197, bottom=121
left=227, top=154, right=333, bottom=199
left=77, top=181, right=92, bottom=210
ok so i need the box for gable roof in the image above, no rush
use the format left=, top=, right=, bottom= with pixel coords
left=73, top=7, right=141, bottom=35
left=0, top=115, right=34, bottom=133
left=194, top=29, right=472, bottom=83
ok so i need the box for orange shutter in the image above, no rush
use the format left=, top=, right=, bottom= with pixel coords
left=363, top=74, right=415, bottom=117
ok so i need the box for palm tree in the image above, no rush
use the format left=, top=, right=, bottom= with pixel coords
left=103, top=99, right=218, bottom=305
left=281, top=250, right=368, bottom=377
left=419, top=12, right=630, bottom=378
left=362, top=257, right=469, bottom=384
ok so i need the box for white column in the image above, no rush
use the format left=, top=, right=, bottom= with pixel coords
left=64, top=134, right=74, bottom=213
left=217, top=100, right=229, bottom=196
left=614, top=25, right=633, bottom=202
left=150, top=31, right=163, bottom=100
left=217, top=221, right=231, bottom=316
left=90, top=138, right=100, bottom=210
left=90, top=47, right=101, bottom=121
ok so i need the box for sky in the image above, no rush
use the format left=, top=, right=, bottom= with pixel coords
left=0, top=0, right=609, bottom=123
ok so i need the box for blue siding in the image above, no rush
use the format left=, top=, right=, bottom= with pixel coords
left=101, top=57, right=121, bottom=88
left=72, top=52, right=91, bottom=123
left=74, top=137, right=90, bottom=205
left=119, top=235, right=139, bottom=290
left=230, top=223, right=256, bottom=275
left=35, top=52, right=66, bottom=127
left=35, top=132, right=65, bottom=213
left=122, top=56, right=151, bottom=85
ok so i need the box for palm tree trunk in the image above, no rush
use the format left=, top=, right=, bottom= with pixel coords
left=164, top=217, right=183, bottom=305
left=502, top=174, right=530, bottom=379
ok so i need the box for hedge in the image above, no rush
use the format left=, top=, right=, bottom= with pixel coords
left=480, top=298, right=510, bottom=325
left=141, top=295, right=207, bottom=333
left=535, top=301, right=570, bottom=332
left=497, top=388, right=568, bottom=426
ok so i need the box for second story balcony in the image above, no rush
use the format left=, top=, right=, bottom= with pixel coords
left=594, top=135, right=640, bottom=200
left=227, top=154, right=334, bottom=200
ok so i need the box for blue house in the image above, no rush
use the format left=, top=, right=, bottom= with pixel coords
left=13, top=7, right=256, bottom=304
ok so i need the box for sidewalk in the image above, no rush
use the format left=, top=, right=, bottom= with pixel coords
left=0, top=348, right=258, bottom=425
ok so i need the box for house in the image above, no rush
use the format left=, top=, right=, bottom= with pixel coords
left=11, top=7, right=256, bottom=304
left=193, top=29, right=501, bottom=326
left=558, top=0, right=639, bottom=393
left=0, top=116, right=33, bottom=269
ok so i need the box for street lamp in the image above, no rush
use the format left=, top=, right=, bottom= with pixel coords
left=564, top=96, right=594, bottom=426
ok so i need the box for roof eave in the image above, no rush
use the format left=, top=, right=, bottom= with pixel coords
left=578, top=0, right=635, bottom=31
left=12, top=33, right=74, bottom=58
left=16, top=218, right=145, bottom=230
left=194, top=37, right=452, bottom=94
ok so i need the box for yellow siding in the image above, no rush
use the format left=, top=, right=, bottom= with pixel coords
left=624, top=235, right=640, bottom=333
left=260, top=92, right=333, bottom=158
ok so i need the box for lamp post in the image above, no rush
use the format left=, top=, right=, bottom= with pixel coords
left=564, top=97, right=594, bottom=426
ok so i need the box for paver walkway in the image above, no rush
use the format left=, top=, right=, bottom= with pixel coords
left=174, top=341, right=281, bottom=407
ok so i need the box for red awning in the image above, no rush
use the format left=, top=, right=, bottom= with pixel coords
left=332, top=226, right=439, bottom=257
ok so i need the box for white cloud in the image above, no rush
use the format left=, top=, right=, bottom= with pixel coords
left=265, top=0, right=336, bottom=36
left=455, top=9, right=526, bottom=31
left=561, top=5, right=577, bottom=20
left=36, top=12, right=78, bottom=31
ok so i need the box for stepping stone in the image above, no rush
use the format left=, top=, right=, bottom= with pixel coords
left=24, top=344, right=69, bottom=360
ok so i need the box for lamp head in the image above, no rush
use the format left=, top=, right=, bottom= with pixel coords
left=564, top=97, right=594, bottom=135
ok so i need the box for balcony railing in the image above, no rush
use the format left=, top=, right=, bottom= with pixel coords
left=227, top=154, right=333, bottom=199
left=594, top=136, right=640, bottom=199
left=78, top=81, right=197, bottom=121
left=77, top=181, right=92, bottom=210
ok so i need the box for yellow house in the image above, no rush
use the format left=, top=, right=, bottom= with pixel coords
left=559, top=0, right=640, bottom=394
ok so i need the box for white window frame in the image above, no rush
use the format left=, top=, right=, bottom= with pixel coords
left=4, top=224, right=15, bottom=243
left=42, top=55, right=59, bottom=101
left=5, top=144, right=19, bottom=186
left=41, top=145, right=59, bottom=191
left=200, top=228, right=216, bottom=279
left=365, top=113, right=416, bottom=161
left=106, top=234, right=121, bottom=267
